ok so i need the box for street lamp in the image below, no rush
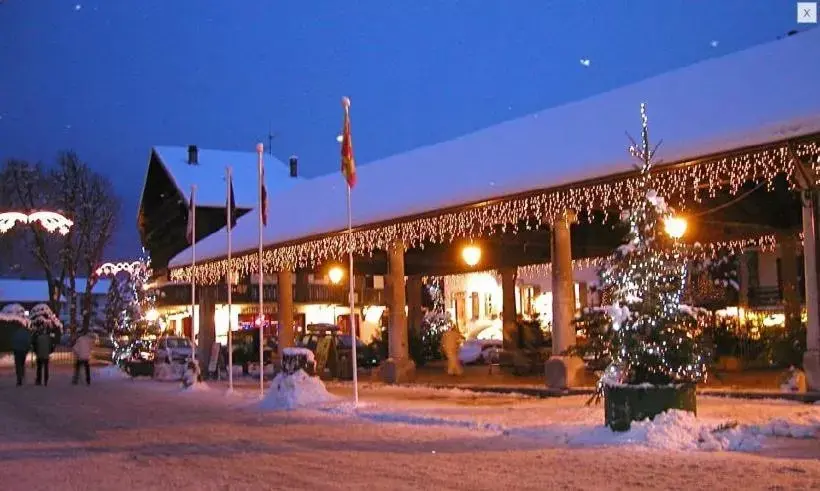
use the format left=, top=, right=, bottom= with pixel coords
left=328, top=266, right=344, bottom=285
left=462, top=243, right=482, bottom=267
left=0, top=211, right=73, bottom=235
left=664, top=216, right=687, bottom=239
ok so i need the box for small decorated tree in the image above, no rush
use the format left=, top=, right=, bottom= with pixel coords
left=572, top=104, right=708, bottom=431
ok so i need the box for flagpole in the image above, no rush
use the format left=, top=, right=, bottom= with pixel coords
left=257, top=143, right=265, bottom=397
left=190, top=185, right=197, bottom=363
left=347, top=183, right=359, bottom=406
left=226, top=166, right=234, bottom=392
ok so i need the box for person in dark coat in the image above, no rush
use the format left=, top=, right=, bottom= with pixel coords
left=11, top=326, right=31, bottom=386
left=32, top=329, right=55, bottom=386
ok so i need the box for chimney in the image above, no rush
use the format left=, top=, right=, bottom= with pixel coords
left=187, top=145, right=198, bottom=165
left=289, top=155, right=298, bottom=178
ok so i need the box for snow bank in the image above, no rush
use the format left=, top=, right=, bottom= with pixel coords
left=153, top=363, right=183, bottom=381
left=259, top=370, right=337, bottom=410
left=558, top=410, right=761, bottom=451
left=95, top=365, right=131, bottom=380
left=180, top=382, right=211, bottom=393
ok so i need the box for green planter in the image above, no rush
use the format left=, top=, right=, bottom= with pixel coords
left=604, top=384, right=697, bottom=432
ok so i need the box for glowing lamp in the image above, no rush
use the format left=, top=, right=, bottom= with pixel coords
left=328, top=266, right=344, bottom=284
left=462, top=244, right=482, bottom=267
left=664, top=216, right=687, bottom=239
left=145, top=309, right=160, bottom=322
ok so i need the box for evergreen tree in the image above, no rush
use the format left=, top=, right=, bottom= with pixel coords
left=594, top=189, right=708, bottom=387
left=104, top=276, right=124, bottom=331
left=573, top=104, right=708, bottom=393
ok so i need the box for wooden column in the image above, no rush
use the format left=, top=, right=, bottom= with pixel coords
left=406, top=275, right=424, bottom=334
left=500, top=266, right=518, bottom=351
left=550, top=210, right=577, bottom=355
left=295, top=270, right=309, bottom=304
left=197, top=286, right=216, bottom=374
left=545, top=210, right=584, bottom=389
left=277, top=270, right=295, bottom=359
left=738, top=250, right=750, bottom=326
left=780, top=235, right=801, bottom=333
left=801, top=190, right=820, bottom=390
left=381, top=239, right=416, bottom=383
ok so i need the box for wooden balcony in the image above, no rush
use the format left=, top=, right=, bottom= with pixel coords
left=748, top=286, right=782, bottom=308
left=156, top=282, right=385, bottom=307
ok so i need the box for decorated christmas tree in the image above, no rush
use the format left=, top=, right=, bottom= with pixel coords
left=595, top=188, right=708, bottom=387
left=573, top=105, right=708, bottom=424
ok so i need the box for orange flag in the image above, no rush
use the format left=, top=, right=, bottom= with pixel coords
left=341, top=96, right=357, bottom=188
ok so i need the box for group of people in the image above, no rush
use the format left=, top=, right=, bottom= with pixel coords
left=11, top=327, right=96, bottom=386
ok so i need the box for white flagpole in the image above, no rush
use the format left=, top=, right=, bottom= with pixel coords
left=190, top=185, right=197, bottom=363
left=257, top=143, right=265, bottom=397
left=347, top=184, right=359, bottom=406
left=226, top=166, right=234, bottom=392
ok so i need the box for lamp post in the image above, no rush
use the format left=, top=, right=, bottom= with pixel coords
left=0, top=211, right=73, bottom=235
left=328, top=266, right=344, bottom=325
left=462, top=243, right=482, bottom=267
left=664, top=216, right=687, bottom=240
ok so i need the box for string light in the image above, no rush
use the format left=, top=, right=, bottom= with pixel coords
left=0, top=211, right=73, bottom=235
left=170, top=138, right=820, bottom=285
left=95, top=261, right=146, bottom=278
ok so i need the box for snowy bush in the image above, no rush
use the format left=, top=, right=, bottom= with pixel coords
left=29, top=303, right=63, bottom=334
left=0, top=303, right=29, bottom=328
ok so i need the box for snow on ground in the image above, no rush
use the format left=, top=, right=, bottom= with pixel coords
left=259, top=370, right=337, bottom=410
left=94, top=364, right=131, bottom=380
left=1, top=368, right=819, bottom=490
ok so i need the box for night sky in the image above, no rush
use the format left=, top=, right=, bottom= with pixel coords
left=0, top=0, right=802, bottom=259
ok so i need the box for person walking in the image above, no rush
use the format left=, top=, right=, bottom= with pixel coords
left=72, top=330, right=94, bottom=385
left=441, top=324, right=465, bottom=376
left=33, top=329, right=55, bottom=386
left=11, top=325, right=31, bottom=386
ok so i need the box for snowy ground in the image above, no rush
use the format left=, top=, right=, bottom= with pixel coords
left=0, top=367, right=819, bottom=490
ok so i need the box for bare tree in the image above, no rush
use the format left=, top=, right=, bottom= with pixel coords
left=1, top=159, right=66, bottom=313
left=0, top=153, right=120, bottom=334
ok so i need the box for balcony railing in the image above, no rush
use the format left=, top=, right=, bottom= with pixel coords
left=156, top=283, right=384, bottom=307
left=748, top=286, right=782, bottom=308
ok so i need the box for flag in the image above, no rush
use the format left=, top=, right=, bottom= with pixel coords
left=186, top=188, right=195, bottom=244
left=227, top=173, right=237, bottom=228
left=261, top=164, right=268, bottom=226
left=340, top=97, right=356, bottom=188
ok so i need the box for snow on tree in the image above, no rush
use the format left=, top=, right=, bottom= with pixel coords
left=29, top=303, right=63, bottom=335
left=0, top=303, right=30, bottom=328
left=594, top=189, right=709, bottom=387
left=0, top=153, right=120, bottom=333
left=572, top=104, right=708, bottom=395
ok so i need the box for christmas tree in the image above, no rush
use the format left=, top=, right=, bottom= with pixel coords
left=595, top=189, right=708, bottom=388
left=575, top=104, right=708, bottom=394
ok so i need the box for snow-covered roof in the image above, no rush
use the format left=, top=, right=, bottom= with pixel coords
left=151, top=146, right=301, bottom=208
left=170, top=29, right=820, bottom=269
left=0, top=278, right=112, bottom=302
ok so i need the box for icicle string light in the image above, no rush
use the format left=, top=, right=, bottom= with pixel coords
left=171, top=139, right=820, bottom=285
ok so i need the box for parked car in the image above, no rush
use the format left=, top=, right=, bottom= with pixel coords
left=458, top=339, right=502, bottom=364
left=153, top=335, right=194, bottom=364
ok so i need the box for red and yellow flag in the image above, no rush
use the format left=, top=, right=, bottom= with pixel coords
left=341, top=96, right=357, bottom=188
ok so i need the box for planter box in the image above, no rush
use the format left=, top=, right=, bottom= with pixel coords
left=604, top=384, right=697, bottom=432
left=125, top=360, right=154, bottom=378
